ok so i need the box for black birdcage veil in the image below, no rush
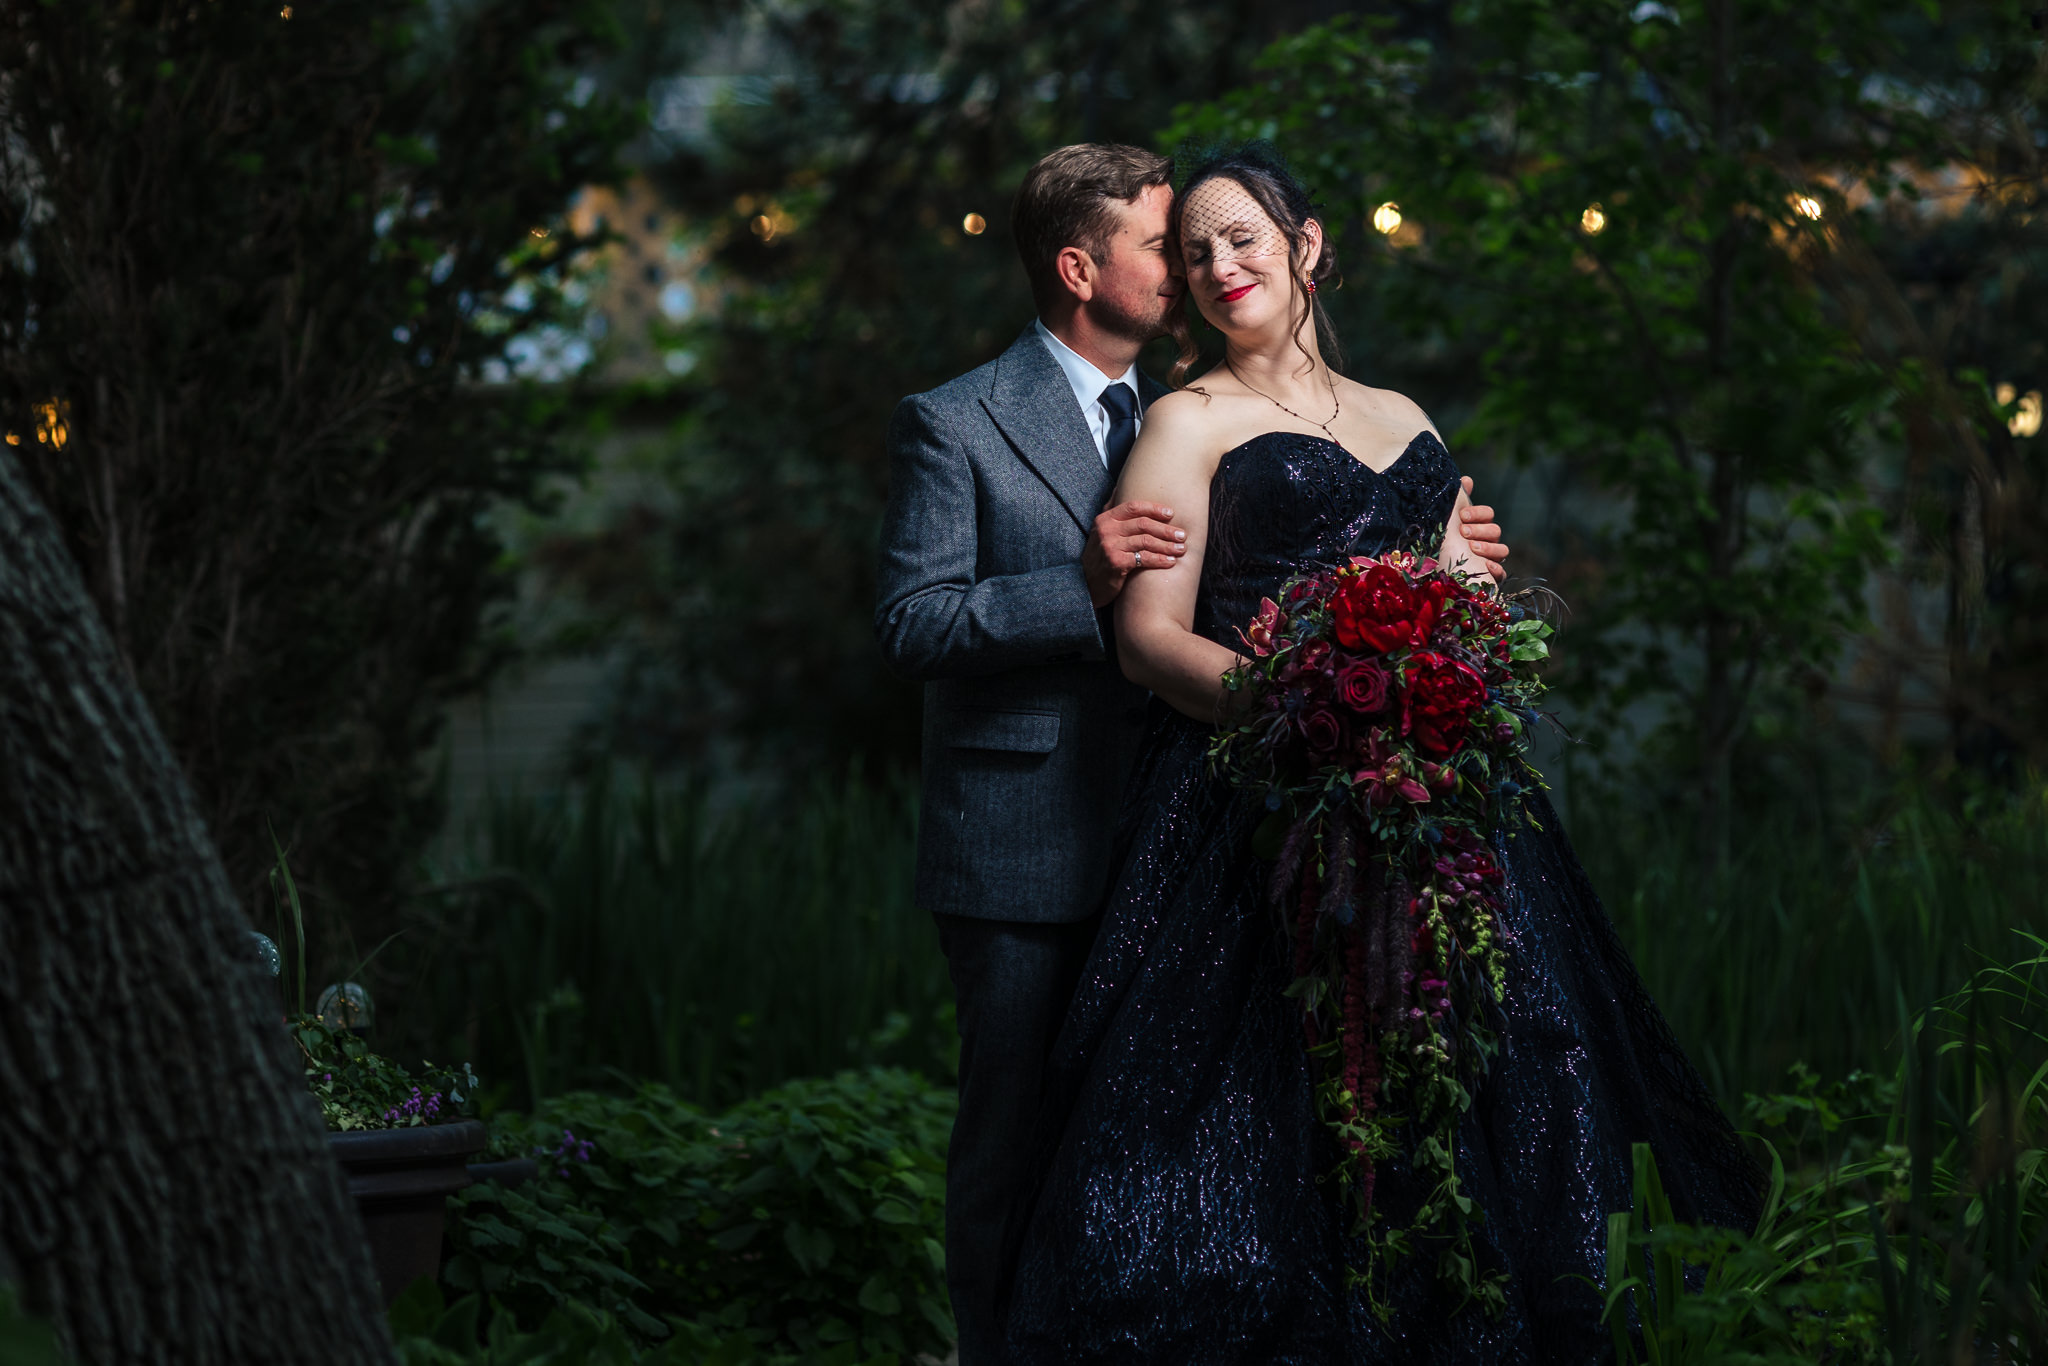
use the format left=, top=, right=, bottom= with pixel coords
left=1178, top=176, right=1293, bottom=271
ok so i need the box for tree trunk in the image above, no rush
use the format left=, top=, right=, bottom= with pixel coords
left=0, top=447, right=393, bottom=1365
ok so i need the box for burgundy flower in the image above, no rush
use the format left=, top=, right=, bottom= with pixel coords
left=1238, top=596, right=1287, bottom=657
left=1400, top=651, right=1488, bottom=758
left=1334, top=659, right=1391, bottom=715
left=1299, top=706, right=1344, bottom=757
left=1331, top=562, right=1443, bottom=654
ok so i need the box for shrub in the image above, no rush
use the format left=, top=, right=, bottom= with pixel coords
left=443, top=1068, right=954, bottom=1361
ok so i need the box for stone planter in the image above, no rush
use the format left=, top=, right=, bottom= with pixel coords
left=329, top=1119, right=487, bottom=1304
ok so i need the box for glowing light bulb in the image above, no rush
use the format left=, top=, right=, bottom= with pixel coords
left=1794, top=195, right=1824, bottom=221
left=1581, top=203, right=1607, bottom=235
left=1372, top=202, right=1403, bottom=235
left=962, top=213, right=987, bottom=235
left=751, top=214, right=776, bottom=241
left=1999, top=383, right=2044, bottom=438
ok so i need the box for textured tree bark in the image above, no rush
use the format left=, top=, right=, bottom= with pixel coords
left=0, top=447, right=393, bottom=1364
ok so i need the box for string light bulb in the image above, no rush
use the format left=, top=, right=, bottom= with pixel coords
left=1793, top=194, right=1824, bottom=221
left=1580, top=203, right=1607, bottom=235
left=1997, top=383, right=2043, bottom=438
left=962, top=213, right=986, bottom=236
left=33, top=400, right=67, bottom=450
left=1372, top=202, right=1403, bottom=235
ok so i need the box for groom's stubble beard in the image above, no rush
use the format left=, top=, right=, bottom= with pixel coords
left=1093, top=288, right=1177, bottom=349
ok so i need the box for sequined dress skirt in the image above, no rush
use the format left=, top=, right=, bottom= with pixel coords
left=1001, top=706, right=1760, bottom=1364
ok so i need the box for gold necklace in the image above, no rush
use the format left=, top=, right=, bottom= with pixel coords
left=1226, top=358, right=1342, bottom=447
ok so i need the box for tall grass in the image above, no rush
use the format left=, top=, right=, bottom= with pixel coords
left=1603, top=940, right=2048, bottom=1363
left=403, top=770, right=952, bottom=1110
left=1572, top=782, right=2048, bottom=1109
left=401, top=757, right=2048, bottom=1127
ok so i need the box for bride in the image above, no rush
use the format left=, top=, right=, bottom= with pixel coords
left=999, top=143, right=1761, bottom=1363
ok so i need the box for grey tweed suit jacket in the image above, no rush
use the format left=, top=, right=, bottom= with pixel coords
left=876, top=326, right=1168, bottom=924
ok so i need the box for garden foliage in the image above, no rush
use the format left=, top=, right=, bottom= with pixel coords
left=1593, top=938, right=2048, bottom=1363
left=292, top=1015, right=479, bottom=1132
left=1166, top=0, right=2046, bottom=833
left=442, top=1069, right=955, bottom=1361
left=0, top=1, right=633, bottom=962
left=409, top=770, right=951, bottom=1109
left=528, top=0, right=1276, bottom=774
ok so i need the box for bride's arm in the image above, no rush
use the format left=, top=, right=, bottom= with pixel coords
left=1112, top=397, right=1243, bottom=722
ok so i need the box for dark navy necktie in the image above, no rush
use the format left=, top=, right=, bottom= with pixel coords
left=1099, top=381, right=1139, bottom=480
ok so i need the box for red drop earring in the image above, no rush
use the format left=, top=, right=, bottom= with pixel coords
left=1305, top=277, right=1318, bottom=295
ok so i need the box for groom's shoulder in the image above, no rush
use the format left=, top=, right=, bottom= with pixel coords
left=901, top=324, right=1039, bottom=415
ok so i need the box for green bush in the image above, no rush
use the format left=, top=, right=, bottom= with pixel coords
left=443, top=1068, right=955, bottom=1362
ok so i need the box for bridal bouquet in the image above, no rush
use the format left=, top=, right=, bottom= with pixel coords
left=1209, top=549, right=1552, bottom=1316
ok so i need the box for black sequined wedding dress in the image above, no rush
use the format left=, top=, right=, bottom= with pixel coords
left=1001, top=431, right=1761, bottom=1365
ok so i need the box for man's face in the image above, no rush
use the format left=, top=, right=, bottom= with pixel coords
left=1086, top=182, right=1180, bottom=343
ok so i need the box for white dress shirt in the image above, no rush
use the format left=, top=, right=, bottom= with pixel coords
left=1035, top=319, right=1143, bottom=467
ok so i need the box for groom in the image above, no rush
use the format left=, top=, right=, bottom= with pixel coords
left=874, top=143, right=1507, bottom=1363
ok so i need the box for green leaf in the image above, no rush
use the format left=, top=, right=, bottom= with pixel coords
left=856, top=1274, right=902, bottom=1316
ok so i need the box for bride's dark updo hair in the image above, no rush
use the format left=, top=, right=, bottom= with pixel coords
left=1166, top=141, right=1342, bottom=388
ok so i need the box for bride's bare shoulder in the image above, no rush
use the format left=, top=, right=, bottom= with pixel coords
left=1337, top=378, right=1443, bottom=440
left=1137, top=388, right=1232, bottom=454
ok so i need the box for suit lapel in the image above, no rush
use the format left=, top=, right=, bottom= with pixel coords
left=980, top=327, right=1110, bottom=533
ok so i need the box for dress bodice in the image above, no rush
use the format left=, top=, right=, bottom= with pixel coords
left=1196, top=429, right=1464, bottom=646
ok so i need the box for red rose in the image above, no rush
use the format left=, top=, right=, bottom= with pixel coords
left=1299, top=706, right=1344, bottom=757
left=1331, top=563, right=1439, bottom=655
left=1400, top=651, right=1488, bottom=758
left=1334, top=659, right=1391, bottom=715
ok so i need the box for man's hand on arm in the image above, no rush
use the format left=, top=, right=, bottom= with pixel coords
left=1083, top=501, right=1186, bottom=608
left=1458, top=476, right=1511, bottom=584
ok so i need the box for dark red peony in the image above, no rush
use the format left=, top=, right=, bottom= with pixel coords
left=1331, top=563, right=1440, bottom=654
left=1400, top=651, right=1488, bottom=757
left=1334, top=659, right=1392, bottom=715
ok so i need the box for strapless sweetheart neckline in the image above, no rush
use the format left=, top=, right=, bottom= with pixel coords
left=1218, top=427, right=1444, bottom=479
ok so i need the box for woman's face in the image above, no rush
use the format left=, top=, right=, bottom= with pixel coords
left=1178, top=176, right=1319, bottom=340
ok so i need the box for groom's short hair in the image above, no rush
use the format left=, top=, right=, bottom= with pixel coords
left=1014, top=144, right=1173, bottom=311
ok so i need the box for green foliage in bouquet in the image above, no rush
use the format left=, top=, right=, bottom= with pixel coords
left=443, top=1069, right=954, bottom=1361
left=291, top=1014, right=479, bottom=1132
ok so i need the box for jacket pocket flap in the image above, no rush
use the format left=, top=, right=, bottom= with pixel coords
left=945, top=708, right=1061, bottom=753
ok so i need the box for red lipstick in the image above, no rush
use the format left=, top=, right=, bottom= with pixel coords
left=1219, top=284, right=1256, bottom=302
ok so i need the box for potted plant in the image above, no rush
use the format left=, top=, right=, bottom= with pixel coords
left=260, top=841, right=490, bottom=1302
left=294, top=1014, right=486, bottom=1304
